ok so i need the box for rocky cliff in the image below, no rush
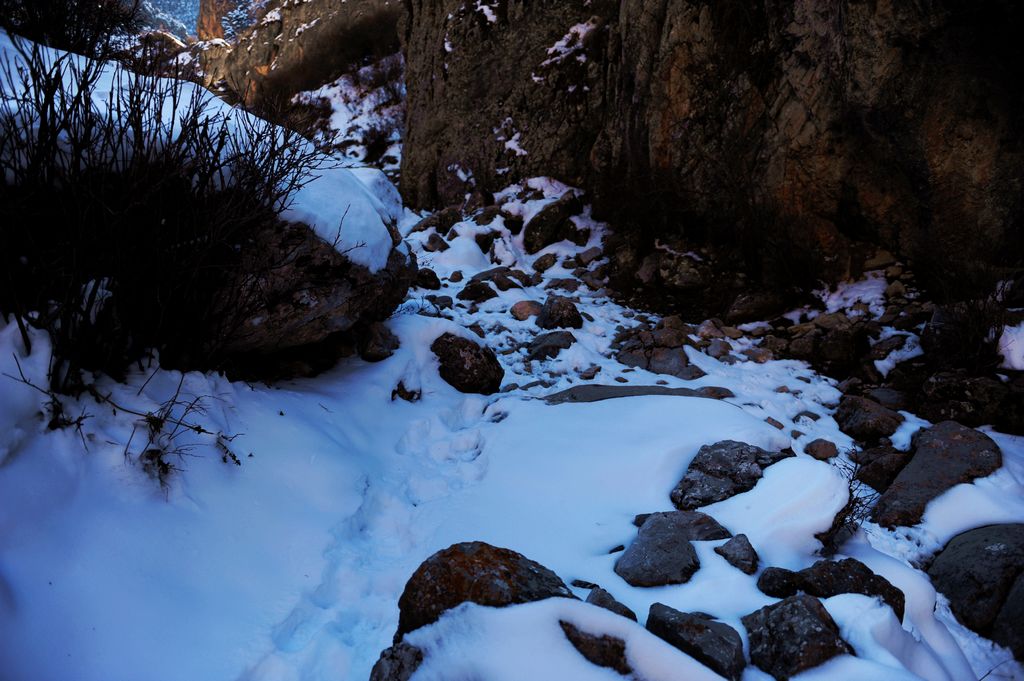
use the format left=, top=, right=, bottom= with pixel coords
left=400, top=0, right=1023, bottom=292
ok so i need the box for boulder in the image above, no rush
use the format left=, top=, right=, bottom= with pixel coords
left=369, top=642, right=423, bottom=681
left=872, top=421, right=1002, bottom=528
left=523, top=192, right=584, bottom=254
left=834, top=395, right=904, bottom=443
left=510, top=300, right=542, bottom=321
left=646, top=604, right=745, bottom=681
left=742, top=595, right=852, bottom=680
left=927, top=524, right=1024, bottom=658
left=431, top=333, right=504, bottom=394
left=585, top=587, right=637, bottom=622
left=357, top=321, right=400, bottom=362
left=536, top=295, right=584, bottom=330
left=714, top=534, right=759, bottom=575
left=456, top=280, right=498, bottom=303
left=527, top=331, right=577, bottom=361
left=415, top=267, right=441, bottom=290
left=543, top=384, right=734, bottom=405
left=670, top=441, right=794, bottom=510
left=614, top=511, right=730, bottom=587
left=756, top=558, right=905, bottom=621
left=804, top=439, right=838, bottom=461
left=853, top=445, right=911, bottom=493
left=394, top=542, right=575, bottom=640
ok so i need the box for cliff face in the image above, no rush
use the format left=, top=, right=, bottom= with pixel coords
left=401, top=0, right=1023, bottom=288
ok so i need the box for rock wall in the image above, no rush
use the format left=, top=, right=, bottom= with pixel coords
left=400, top=0, right=1023, bottom=289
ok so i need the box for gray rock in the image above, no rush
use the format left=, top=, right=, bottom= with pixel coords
left=543, top=384, right=734, bottom=405
left=369, top=642, right=423, bottom=681
left=431, top=333, right=504, bottom=394
left=585, top=587, right=637, bottom=622
left=714, top=534, right=759, bottom=575
left=646, top=604, right=745, bottom=681
left=415, top=267, right=441, bottom=290
left=742, top=595, right=852, bottom=680
left=873, top=421, right=1002, bottom=528
left=527, top=331, right=576, bottom=361
left=614, top=511, right=730, bottom=587
left=928, top=524, right=1024, bottom=658
left=853, top=445, right=911, bottom=492
left=758, top=558, right=905, bottom=622
left=357, top=322, right=399, bottom=362
left=670, top=441, right=794, bottom=510
left=456, top=281, right=498, bottom=303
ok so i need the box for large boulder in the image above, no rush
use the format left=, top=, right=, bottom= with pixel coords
left=742, top=595, right=852, bottom=680
left=394, top=542, right=575, bottom=641
left=927, top=524, right=1024, bottom=659
left=833, top=395, right=904, bottom=444
left=646, top=604, right=745, bottom=681
left=872, top=421, right=1002, bottom=528
left=431, top=333, right=505, bottom=394
left=614, top=511, right=730, bottom=587
left=670, top=441, right=794, bottom=510
left=400, top=0, right=1024, bottom=291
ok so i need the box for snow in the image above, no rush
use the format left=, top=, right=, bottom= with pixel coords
left=816, top=270, right=888, bottom=318
left=2, top=31, right=1024, bottom=681
left=541, top=18, right=600, bottom=67
left=998, top=321, right=1024, bottom=370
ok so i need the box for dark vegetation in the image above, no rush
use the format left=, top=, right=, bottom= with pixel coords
left=0, top=0, right=142, bottom=58
left=0, top=4, right=322, bottom=395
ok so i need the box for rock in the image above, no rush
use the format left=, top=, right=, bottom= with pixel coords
left=834, top=395, right=904, bottom=443
left=869, top=335, right=907, bottom=360
left=585, top=587, right=637, bottom=622
left=369, top=642, right=423, bottom=681
left=559, top=621, right=631, bottom=675
left=410, top=206, right=462, bottom=235
left=873, top=421, right=1002, bottom=528
left=469, top=266, right=532, bottom=291
left=456, top=281, right=498, bottom=303
left=357, top=322, right=400, bottom=362
left=670, top=441, right=794, bottom=510
left=423, top=232, right=449, bottom=252
left=532, top=253, right=558, bottom=272
left=536, top=295, right=584, bottom=330
left=577, top=246, right=603, bottom=267
left=707, top=338, right=732, bottom=359
left=646, top=604, right=745, bottom=681
left=543, top=384, right=734, bottom=405
left=474, top=230, right=498, bottom=254
left=614, top=511, right=730, bottom=587
left=742, top=595, right=852, bottom=680
left=853, top=445, right=911, bottom=492
left=756, top=567, right=804, bottom=597
left=523, top=192, right=584, bottom=254
left=510, top=300, right=543, bottom=321
left=714, top=534, right=759, bottom=575
left=726, top=292, right=785, bottom=325
left=928, top=524, right=1024, bottom=659
left=430, top=333, right=504, bottom=394
left=616, top=323, right=695, bottom=379
left=885, top=280, right=907, bottom=298
left=919, top=370, right=1013, bottom=430
left=865, top=387, right=908, bottom=411
left=527, top=331, right=576, bottom=361
left=394, top=542, right=574, bottom=640
left=795, top=558, right=905, bottom=621
left=415, top=267, right=441, bottom=290
left=804, top=439, right=838, bottom=461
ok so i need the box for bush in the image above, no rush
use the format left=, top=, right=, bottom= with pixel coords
left=0, top=36, right=321, bottom=394
left=0, top=0, right=142, bottom=58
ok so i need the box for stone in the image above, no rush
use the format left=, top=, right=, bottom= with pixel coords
left=559, top=621, right=631, bottom=675
left=714, top=534, right=759, bottom=575
left=865, top=387, right=908, bottom=411
left=799, top=558, right=905, bottom=622
left=804, top=439, right=838, bottom=461
left=853, top=446, right=911, bottom=492
left=543, top=384, right=734, bottom=405
left=869, top=335, right=907, bottom=359
left=469, top=266, right=532, bottom=291
left=707, top=338, right=732, bottom=359
left=873, top=421, right=1002, bottom=528
left=536, top=295, right=584, bottom=329
left=430, top=333, right=504, bottom=394
left=532, top=253, right=557, bottom=272
left=577, top=246, right=603, bottom=267
left=928, top=524, right=1024, bottom=659
left=423, top=232, right=449, bottom=252
left=670, top=441, right=794, bottom=510
left=369, top=642, right=423, bottom=681
left=456, top=281, right=498, bottom=303
left=742, top=595, right=852, bottom=680
left=357, top=321, right=400, bottom=362
left=614, top=511, right=730, bottom=587
left=415, top=267, right=441, bottom=290
left=646, top=604, right=745, bottom=681
left=834, top=395, right=904, bottom=443
left=394, top=541, right=575, bottom=640
left=726, top=291, right=785, bottom=325
left=527, top=331, right=576, bottom=361
left=523, top=192, right=584, bottom=254
left=510, top=300, right=542, bottom=321
left=585, top=587, right=637, bottom=622
left=756, top=567, right=804, bottom=598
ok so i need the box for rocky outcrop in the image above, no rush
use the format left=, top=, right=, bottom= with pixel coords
left=928, top=524, right=1024, bottom=659
left=393, top=541, right=575, bottom=640
left=401, top=0, right=1024, bottom=292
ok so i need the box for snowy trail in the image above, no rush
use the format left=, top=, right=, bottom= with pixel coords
left=2, top=178, right=1024, bottom=680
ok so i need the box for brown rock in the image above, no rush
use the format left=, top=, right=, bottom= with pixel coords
left=805, top=439, right=839, bottom=461
left=430, top=333, right=504, bottom=394
left=510, top=300, right=543, bottom=321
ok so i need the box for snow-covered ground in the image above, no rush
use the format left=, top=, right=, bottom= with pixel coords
left=2, top=175, right=1023, bottom=681
left=1, top=30, right=1023, bottom=681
